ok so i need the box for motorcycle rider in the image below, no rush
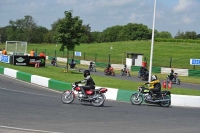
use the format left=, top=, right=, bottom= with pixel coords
left=75, top=70, right=95, bottom=98
left=106, top=64, right=111, bottom=72
left=51, top=57, right=57, bottom=65
left=139, top=66, right=149, bottom=77
left=69, top=59, right=76, bottom=68
left=89, top=61, right=94, bottom=70
left=169, top=68, right=174, bottom=81
left=145, top=75, right=161, bottom=99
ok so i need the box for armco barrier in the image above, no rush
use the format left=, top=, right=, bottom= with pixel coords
left=1, top=66, right=200, bottom=108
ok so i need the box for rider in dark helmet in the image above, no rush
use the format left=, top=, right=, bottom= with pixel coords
left=106, top=63, right=111, bottom=72
left=75, top=70, right=95, bottom=98
left=145, top=75, right=161, bottom=99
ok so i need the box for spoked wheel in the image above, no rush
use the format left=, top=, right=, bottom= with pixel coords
left=91, top=94, right=105, bottom=107
left=61, top=91, right=74, bottom=104
left=130, top=93, right=143, bottom=105
left=159, top=96, right=171, bottom=107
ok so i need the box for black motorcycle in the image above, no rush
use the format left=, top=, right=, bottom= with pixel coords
left=138, top=71, right=148, bottom=81
left=166, top=73, right=180, bottom=85
left=51, top=58, right=58, bottom=67
left=130, top=85, right=171, bottom=107
left=88, top=62, right=96, bottom=72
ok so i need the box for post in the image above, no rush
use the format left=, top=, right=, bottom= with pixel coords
left=54, top=50, right=56, bottom=57
left=84, top=52, right=86, bottom=60
left=193, top=65, right=195, bottom=70
left=108, top=54, right=111, bottom=64
left=63, top=50, right=64, bottom=58
left=73, top=51, right=74, bottom=59
left=95, top=53, right=97, bottom=62
left=170, top=58, right=172, bottom=68
left=148, top=0, right=157, bottom=82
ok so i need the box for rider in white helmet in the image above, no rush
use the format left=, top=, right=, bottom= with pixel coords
left=145, top=75, right=161, bottom=99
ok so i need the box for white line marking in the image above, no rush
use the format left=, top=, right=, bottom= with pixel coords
left=0, top=87, right=58, bottom=98
left=0, top=125, right=64, bottom=133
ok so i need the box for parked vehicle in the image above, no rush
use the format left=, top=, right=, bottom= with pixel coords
left=104, top=67, right=115, bottom=76
left=61, top=83, right=107, bottom=107
left=166, top=73, right=180, bottom=85
left=88, top=62, right=96, bottom=72
left=130, top=85, right=171, bottom=107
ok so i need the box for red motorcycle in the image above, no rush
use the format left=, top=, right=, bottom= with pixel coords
left=61, top=83, right=108, bottom=107
left=104, top=67, right=115, bottom=76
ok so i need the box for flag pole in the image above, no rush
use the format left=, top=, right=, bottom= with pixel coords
left=148, top=0, right=157, bottom=82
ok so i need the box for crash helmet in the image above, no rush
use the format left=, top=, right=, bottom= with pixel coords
left=151, top=75, right=157, bottom=81
left=84, top=70, right=90, bottom=77
left=108, top=64, right=111, bottom=67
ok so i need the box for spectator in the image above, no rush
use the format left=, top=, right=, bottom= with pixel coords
left=30, top=49, right=35, bottom=56
left=39, top=51, right=46, bottom=59
left=2, top=48, right=7, bottom=55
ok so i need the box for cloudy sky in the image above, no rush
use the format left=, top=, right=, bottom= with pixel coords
left=0, top=0, right=200, bottom=37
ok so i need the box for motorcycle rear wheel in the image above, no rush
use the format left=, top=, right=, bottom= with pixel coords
left=176, top=79, right=180, bottom=85
left=61, top=91, right=74, bottom=104
left=130, top=93, right=143, bottom=105
left=91, top=94, right=105, bottom=107
left=159, top=96, right=171, bottom=107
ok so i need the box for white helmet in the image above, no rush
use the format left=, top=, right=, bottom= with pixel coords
left=151, top=75, right=157, bottom=81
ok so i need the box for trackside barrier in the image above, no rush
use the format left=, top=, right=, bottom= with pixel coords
left=1, top=66, right=200, bottom=108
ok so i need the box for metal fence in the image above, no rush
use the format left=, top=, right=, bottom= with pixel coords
left=34, top=48, right=200, bottom=70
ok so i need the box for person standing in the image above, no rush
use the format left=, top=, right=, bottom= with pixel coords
left=30, top=49, right=35, bottom=56
left=2, top=48, right=7, bottom=55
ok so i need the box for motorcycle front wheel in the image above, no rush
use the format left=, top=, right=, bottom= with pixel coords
left=130, top=93, right=143, bottom=105
left=91, top=94, right=105, bottom=107
left=159, top=95, right=171, bottom=107
left=61, top=91, right=74, bottom=104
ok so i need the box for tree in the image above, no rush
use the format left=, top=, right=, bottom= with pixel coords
left=157, top=31, right=172, bottom=38
left=55, top=10, right=84, bottom=72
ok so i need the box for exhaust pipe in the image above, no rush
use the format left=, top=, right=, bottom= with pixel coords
left=147, top=99, right=170, bottom=103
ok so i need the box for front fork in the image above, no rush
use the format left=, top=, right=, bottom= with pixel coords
left=65, top=90, right=75, bottom=98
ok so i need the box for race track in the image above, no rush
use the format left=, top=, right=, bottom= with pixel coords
left=0, top=75, right=200, bottom=133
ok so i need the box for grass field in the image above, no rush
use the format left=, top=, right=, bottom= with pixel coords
left=16, top=41, right=200, bottom=70
left=0, top=41, right=200, bottom=96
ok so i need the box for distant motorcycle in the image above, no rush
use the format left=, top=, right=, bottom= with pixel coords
left=121, top=68, right=130, bottom=77
left=88, top=62, right=96, bottom=72
left=69, top=62, right=76, bottom=69
left=138, top=71, right=148, bottom=81
left=130, top=85, right=171, bottom=107
left=61, top=83, right=108, bottom=107
left=104, top=67, right=115, bottom=76
left=166, top=73, right=180, bottom=85
left=51, top=58, right=58, bottom=67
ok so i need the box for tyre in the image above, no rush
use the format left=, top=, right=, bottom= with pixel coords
left=130, top=93, right=143, bottom=105
left=61, top=91, right=74, bottom=104
left=112, top=72, right=115, bottom=76
left=91, top=94, right=105, bottom=107
left=159, top=96, right=171, bottom=107
left=176, top=79, right=180, bottom=85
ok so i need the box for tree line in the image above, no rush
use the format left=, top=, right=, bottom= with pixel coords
left=0, top=12, right=199, bottom=44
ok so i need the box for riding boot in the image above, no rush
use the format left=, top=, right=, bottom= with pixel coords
left=80, top=87, right=88, bottom=98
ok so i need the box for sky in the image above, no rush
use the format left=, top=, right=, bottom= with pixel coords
left=0, top=0, right=200, bottom=37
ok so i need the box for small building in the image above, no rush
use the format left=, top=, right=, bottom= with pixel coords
left=126, top=52, right=146, bottom=67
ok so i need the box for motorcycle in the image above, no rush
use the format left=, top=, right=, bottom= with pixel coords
left=88, top=62, right=96, bottom=72
left=166, top=73, right=180, bottom=85
left=138, top=71, right=148, bottom=81
left=104, top=67, right=115, bottom=76
left=51, top=58, right=58, bottom=67
left=61, top=83, right=108, bottom=107
left=121, top=68, right=130, bottom=77
left=130, top=85, right=171, bottom=107
left=69, top=62, right=76, bottom=69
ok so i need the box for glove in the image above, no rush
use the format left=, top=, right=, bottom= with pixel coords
left=145, top=82, right=149, bottom=85
left=74, top=81, right=81, bottom=84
